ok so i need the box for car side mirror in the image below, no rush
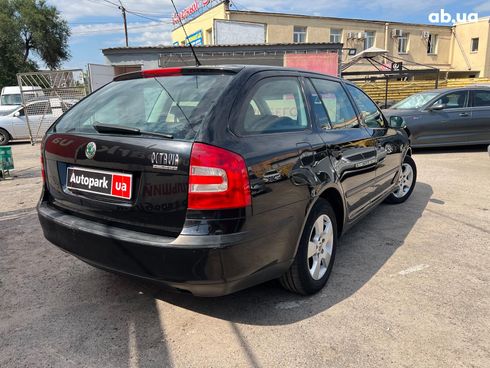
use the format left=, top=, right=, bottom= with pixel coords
left=13, top=111, right=20, bottom=117
left=388, top=116, right=405, bottom=128
left=429, top=103, right=446, bottom=111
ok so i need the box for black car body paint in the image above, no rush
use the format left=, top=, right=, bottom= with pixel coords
left=38, top=66, right=411, bottom=296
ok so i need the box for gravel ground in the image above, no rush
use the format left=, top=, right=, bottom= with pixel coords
left=1, top=142, right=489, bottom=368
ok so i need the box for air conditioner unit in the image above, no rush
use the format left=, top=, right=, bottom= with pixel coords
left=421, top=31, right=430, bottom=39
left=392, top=29, right=404, bottom=37
left=346, top=32, right=355, bottom=39
left=359, top=32, right=367, bottom=39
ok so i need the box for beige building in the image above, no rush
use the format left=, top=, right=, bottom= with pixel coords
left=172, top=1, right=490, bottom=78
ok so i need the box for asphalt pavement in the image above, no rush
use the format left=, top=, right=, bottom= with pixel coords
left=1, top=143, right=489, bottom=368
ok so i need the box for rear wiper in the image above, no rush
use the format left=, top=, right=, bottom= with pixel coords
left=93, top=123, right=173, bottom=139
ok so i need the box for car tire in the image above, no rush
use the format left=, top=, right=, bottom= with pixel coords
left=385, top=155, right=417, bottom=204
left=0, top=129, right=10, bottom=146
left=280, top=198, right=337, bottom=295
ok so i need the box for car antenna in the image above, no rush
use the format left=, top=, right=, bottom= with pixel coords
left=170, top=0, right=202, bottom=67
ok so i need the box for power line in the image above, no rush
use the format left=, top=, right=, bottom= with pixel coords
left=122, top=8, right=169, bottom=17
left=125, top=10, right=166, bottom=23
left=99, top=0, right=120, bottom=7
left=78, top=0, right=173, bottom=43
left=72, top=22, right=166, bottom=35
left=84, top=0, right=116, bottom=9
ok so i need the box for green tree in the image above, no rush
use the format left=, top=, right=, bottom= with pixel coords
left=0, top=0, right=70, bottom=87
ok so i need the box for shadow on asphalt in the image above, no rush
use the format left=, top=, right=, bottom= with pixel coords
left=0, top=182, right=433, bottom=366
left=413, top=144, right=488, bottom=155
left=3, top=141, right=33, bottom=146
left=148, top=182, right=433, bottom=326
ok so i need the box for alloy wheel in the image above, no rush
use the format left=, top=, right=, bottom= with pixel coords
left=393, top=163, right=414, bottom=199
left=307, top=214, right=334, bottom=280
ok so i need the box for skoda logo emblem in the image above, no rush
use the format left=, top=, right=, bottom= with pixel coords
left=85, top=142, right=97, bottom=160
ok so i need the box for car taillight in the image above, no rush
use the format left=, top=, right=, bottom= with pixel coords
left=188, top=143, right=251, bottom=210
left=40, top=145, right=45, bottom=183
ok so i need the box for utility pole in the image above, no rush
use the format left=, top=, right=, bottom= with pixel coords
left=118, top=0, right=129, bottom=47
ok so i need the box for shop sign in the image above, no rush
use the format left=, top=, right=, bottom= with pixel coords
left=172, top=0, right=221, bottom=25
left=186, top=30, right=204, bottom=46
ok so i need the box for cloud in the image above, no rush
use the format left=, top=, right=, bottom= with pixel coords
left=71, top=21, right=173, bottom=46
left=49, top=0, right=192, bottom=21
left=53, top=0, right=461, bottom=48
left=72, top=21, right=167, bottom=36
left=233, top=0, right=446, bottom=15
left=475, top=1, right=490, bottom=13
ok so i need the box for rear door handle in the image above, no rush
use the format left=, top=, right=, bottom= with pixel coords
left=459, top=112, right=470, bottom=117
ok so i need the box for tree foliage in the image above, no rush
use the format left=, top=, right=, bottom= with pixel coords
left=0, top=0, right=70, bottom=86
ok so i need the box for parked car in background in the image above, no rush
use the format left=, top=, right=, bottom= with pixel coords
left=383, top=86, right=490, bottom=147
left=0, top=98, right=75, bottom=145
left=38, top=65, right=416, bottom=297
left=0, top=86, right=44, bottom=116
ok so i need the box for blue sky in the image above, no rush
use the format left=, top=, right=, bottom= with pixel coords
left=47, top=0, right=490, bottom=70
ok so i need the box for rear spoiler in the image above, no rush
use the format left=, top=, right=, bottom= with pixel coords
left=114, top=67, right=240, bottom=82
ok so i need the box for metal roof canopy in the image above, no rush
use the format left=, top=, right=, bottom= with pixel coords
left=341, top=47, right=440, bottom=107
left=152, top=43, right=343, bottom=74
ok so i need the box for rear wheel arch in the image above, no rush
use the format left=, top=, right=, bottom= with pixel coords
left=318, top=187, right=345, bottom=237
left=291, top=185, right=345, bottom=260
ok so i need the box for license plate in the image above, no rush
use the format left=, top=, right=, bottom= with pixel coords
left=66, top=167, right=132, bottom=200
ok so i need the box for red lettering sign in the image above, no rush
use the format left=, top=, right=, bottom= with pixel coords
left=172, top=0, right=216, bottom=25
left=111, top=174, right=132, bottom=199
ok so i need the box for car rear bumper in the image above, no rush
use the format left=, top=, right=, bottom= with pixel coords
left=37, top=202, right=290, bottom=296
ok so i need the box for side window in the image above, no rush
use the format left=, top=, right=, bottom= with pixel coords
left=346, top=84, right=386, bottom=128
left=471, top=90, right=490, bottom=107
left=237, top=78, right=309, bottom=135
left=431, top=91, right=467, bottom=109
left=310, top=78, right=359, bottom=129
left=305, top=79, right=330, bottom=128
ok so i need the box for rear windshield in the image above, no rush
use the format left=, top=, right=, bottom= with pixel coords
left=53, top=73, right=234, bottom=140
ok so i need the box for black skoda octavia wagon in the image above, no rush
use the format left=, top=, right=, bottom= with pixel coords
left=38, top=66, right=416, bottom=296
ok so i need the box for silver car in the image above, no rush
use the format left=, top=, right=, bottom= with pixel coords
left=0, top=99, right=74, bottom=145
left=383, top=86, right=490, bottom=148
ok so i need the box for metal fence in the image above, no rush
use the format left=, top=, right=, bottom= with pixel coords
left=16, top=70, right=86, bottom=144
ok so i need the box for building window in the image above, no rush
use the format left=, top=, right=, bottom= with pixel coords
left=364, top=31, right=375, bottom=49
left=471, top=38, right=479, bottom=52
left=330, top=29, right=342, bottom=43
left=427, top=34, right=438, bottom=54
left=398, top=33, right=409, bottom=53
left=293, top=26, right=307, bottom=43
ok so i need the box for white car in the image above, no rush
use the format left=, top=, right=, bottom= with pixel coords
left=0, top=86, right=44, bottom=116
left=0, top=98, right=75, bottom=145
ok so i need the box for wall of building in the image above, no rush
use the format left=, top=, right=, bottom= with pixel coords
left=103, top=52, right=160, bottom=70
left=230, top=12, right=453, bottom=71
left=168, top=7, right=490, bottom=78
left=451, top=18, right=490, bottom=77
left=172, top=2, right=228, bottom=45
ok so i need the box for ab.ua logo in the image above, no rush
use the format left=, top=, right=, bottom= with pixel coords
left=429, top=9, right=478, bottom=24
